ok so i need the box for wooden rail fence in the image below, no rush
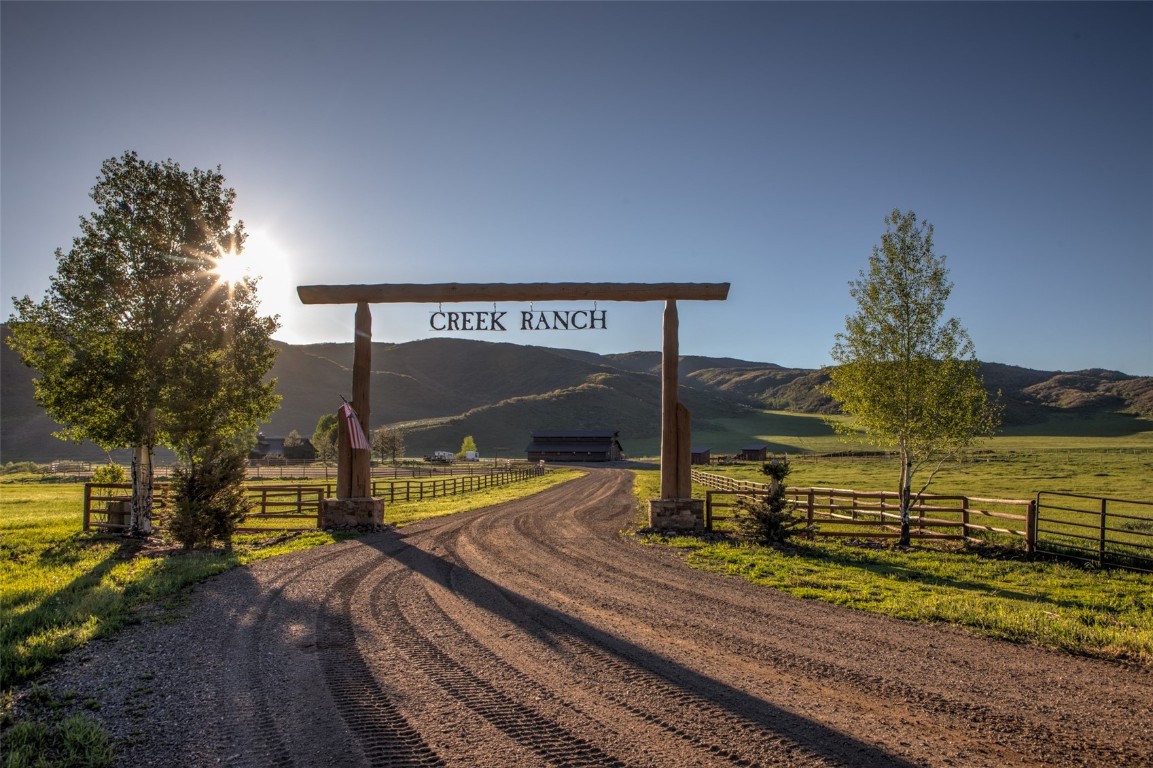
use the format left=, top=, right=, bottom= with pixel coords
left=83, top=465, right=546, bottom=534
left=692, top=470, right=1153, bottom=571
left=691, top=470, right=1035, bottom=549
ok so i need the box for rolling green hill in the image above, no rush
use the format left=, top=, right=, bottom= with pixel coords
left=3, top=326, right=1151, bottom=462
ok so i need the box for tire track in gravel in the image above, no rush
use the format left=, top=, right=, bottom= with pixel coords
left=418, top=549, right=843, bottom=767
left=214, top=544, right=359, bottom=768
left=390, top=490, right=916, bottom=767
left=316, top=556, right=446, bottom=767
left=366, top=562, right=629, bottom=768
left=422, top=468, right=1152, bottom=768
left=476, top=482, right=1123, bottom=766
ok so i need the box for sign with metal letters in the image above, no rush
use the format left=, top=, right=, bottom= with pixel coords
left=429, top=308, right=607, bottom=332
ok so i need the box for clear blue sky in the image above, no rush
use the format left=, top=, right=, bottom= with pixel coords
left=3, top=1, right=1150, bottom=375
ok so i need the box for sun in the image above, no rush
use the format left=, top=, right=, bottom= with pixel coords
left=211, top=249, right=251, bottom=286
left=205, top=228, right=295, bottom=320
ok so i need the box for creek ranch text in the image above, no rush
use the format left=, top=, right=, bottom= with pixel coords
left=429, top=309, right=608, bottom=332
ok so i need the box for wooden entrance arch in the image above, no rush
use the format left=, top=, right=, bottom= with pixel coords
left=296, top=282, right=730, bottom=528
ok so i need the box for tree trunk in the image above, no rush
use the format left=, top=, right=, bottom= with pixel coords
left=130, top=443, right=154, bottom=536
left=898, top=449, right=912, bottom=547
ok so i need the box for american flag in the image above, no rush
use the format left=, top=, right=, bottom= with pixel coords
left=339, top=402, right=371, bottom=451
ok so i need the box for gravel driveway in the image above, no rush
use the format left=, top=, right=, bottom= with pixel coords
left=26, top=468, right=1153, bottom=767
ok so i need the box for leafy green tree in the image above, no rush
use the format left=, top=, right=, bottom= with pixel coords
left=373, top=426, right=405, bottom=465
left=5, top=151, right=279, bottom=535
left=457, top=435, right=478, bottom=459
left=313, top=413, right=338, bottom=477
left=825, top=209, right=1000, bottom=546
left=282, top=429, right=307, bottom=461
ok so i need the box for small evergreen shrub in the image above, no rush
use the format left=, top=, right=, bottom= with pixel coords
left=736, top=456, right=809, bottom=545
left=169, top=444, right=250, bottom=550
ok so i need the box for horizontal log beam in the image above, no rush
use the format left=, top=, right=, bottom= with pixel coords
left=297, top=282, right=730, bottom=305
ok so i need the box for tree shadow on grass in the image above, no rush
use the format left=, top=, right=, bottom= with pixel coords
left=4, top=535, right=238, bottom=688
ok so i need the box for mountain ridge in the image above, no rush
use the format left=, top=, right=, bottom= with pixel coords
left=2, top=328, right=1150, bottom=462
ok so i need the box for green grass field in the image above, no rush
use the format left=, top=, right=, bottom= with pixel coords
left=632, top=437, right=1153, bottom=665
left=0, top=469, right=582, bottom=693
left=699, top=444, right=1153, bottom=501
left=626, top=408, right=1153, bottom=467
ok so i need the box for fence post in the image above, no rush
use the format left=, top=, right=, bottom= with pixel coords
left=962, top=496, right=970, bottom=545
left=83, top=483, right=92, bottom=532
left=807, top=489, right=815, bottom=538
left=1099, top=497, right=1108, bottom=567
left=1027, top=498, right=1037, bottom=554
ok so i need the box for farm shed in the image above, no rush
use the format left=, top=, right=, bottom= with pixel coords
left=249, top=434, right=316, bottom=463
left=739, top=444, right=770, bottom=461
left=526, top=430, right=624, bottom=462
left=691, top=448, right=711, bottom=465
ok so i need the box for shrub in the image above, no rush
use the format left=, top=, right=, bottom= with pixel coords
left=89, top=463, right=126, bottom=485
left=0, top=461, right=46, bottom=476
left=169, top=444, right=250, bottom=551
left=736, top=456, right=809, bottom=545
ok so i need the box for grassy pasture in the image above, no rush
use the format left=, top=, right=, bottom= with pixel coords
left=627, top=407, right=1153, bottom=464
left=703, top=443, right=1153, bottom=502
left=0, top=469, right=582, bottom=693
left=632, top=440, right=1153, bottom=665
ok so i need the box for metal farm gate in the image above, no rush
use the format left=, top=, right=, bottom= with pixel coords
left=1034, top=492, right=1153, bottom=572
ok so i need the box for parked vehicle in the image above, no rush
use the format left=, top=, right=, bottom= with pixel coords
left=463, top=451, right=480, bottom=462
left=425, top=450, right=456, bottom=463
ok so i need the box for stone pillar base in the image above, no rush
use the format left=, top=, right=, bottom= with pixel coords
left=648, top=498, right=705, bottom=533
left=320, top=497, right=384, bottom=530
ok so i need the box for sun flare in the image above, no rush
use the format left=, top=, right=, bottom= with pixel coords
left=208, top=229, right=295, bottom=321
left=211, top=249, right=251, bottom=286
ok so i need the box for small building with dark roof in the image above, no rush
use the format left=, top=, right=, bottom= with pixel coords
left=690, top=447, right=711, bottom=465
left=526, top=430, right=624, bottom=463
left=250, top=433, right=316, bottom=463
left=739, top=444, right=771, bottom=462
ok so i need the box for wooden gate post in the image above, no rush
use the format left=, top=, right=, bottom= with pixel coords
left=351, top=301, right=372, bottom=498
left=649, top=298, right=703, bottom=530
left=660, top=299, right=680, bottom=499
left=1026, top=497, right=1037, bottom=554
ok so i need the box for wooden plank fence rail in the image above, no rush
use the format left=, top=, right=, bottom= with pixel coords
left=692, top=470, right=1033, bottom=547
left=84, top=464, right=547, bottom=534
left=244, top=459, right=536, bottom=481
left=370, top=466, right=544, bottom=504
left=83, top=483, right=172, bottom=533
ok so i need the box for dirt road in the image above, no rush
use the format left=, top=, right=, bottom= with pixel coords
left=39, top=468, right=1153, bottom=766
